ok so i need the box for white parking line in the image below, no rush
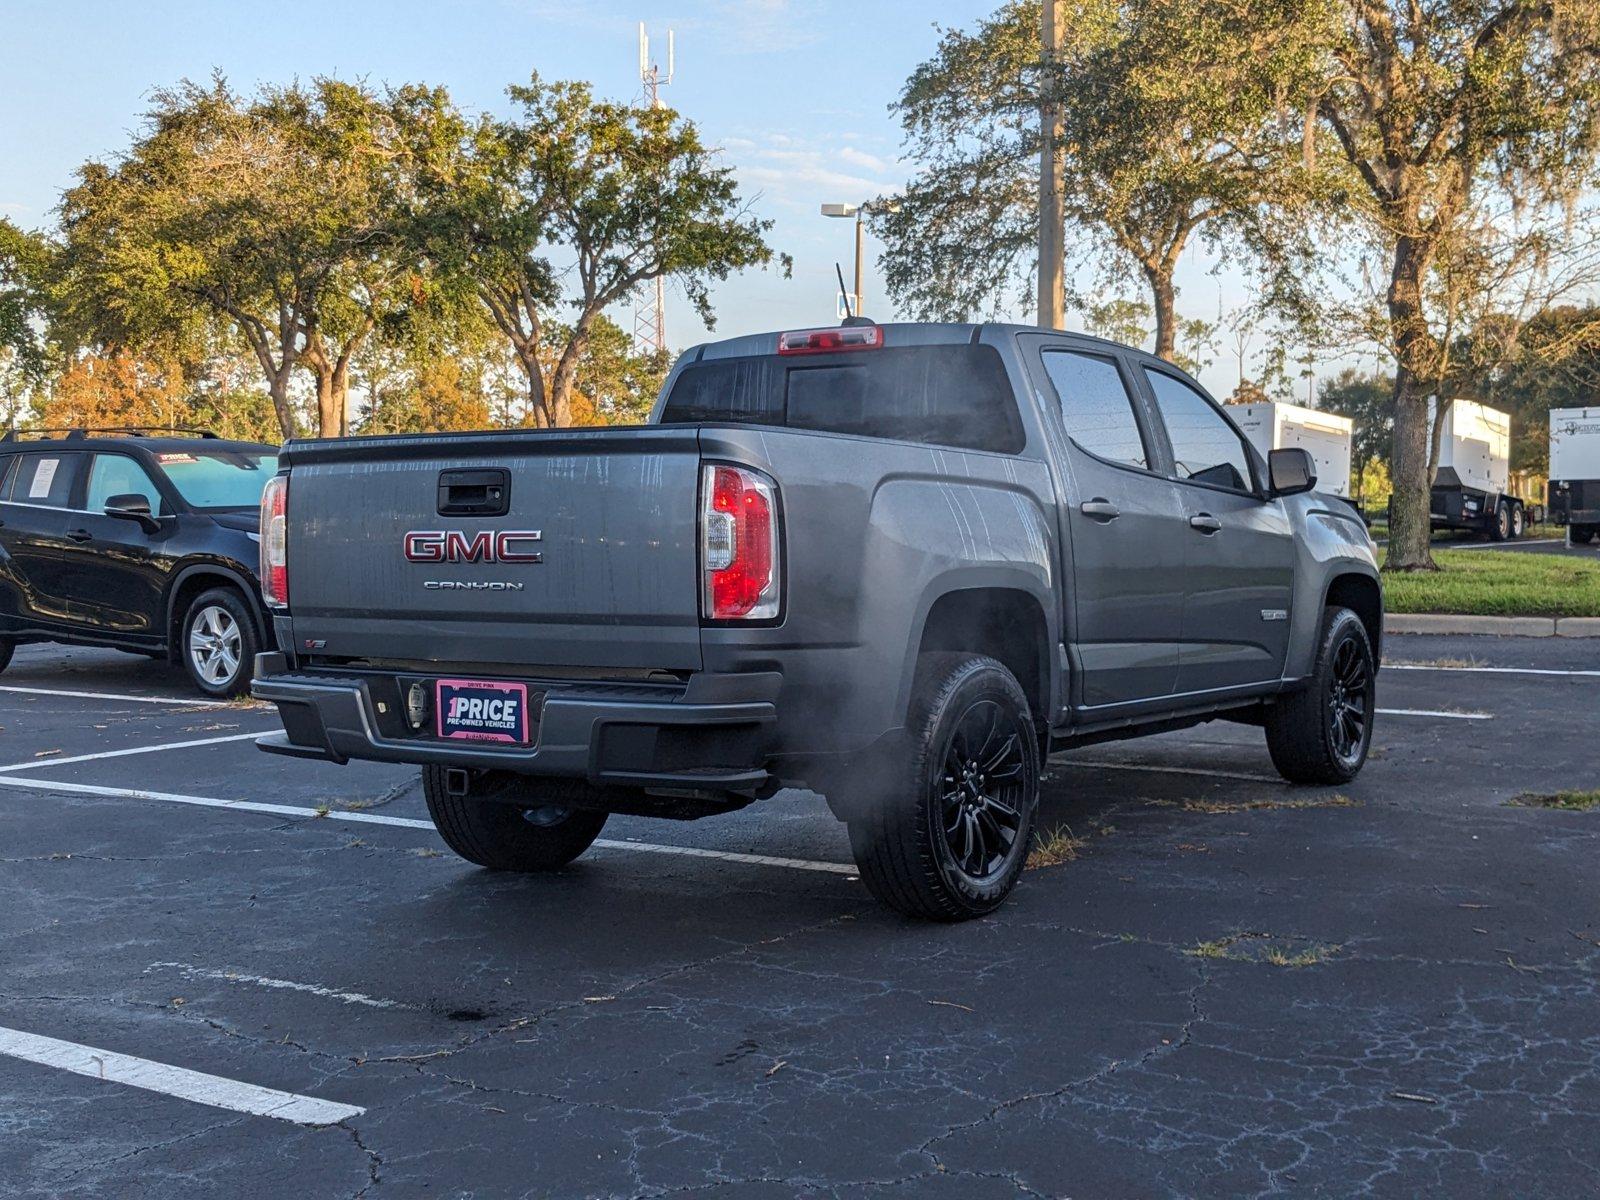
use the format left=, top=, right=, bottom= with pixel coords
left=1057, top=760, right=1280, bottom=783
left=1385, top=663, right=1600, bottom=679
left=1377, top=707, right=1492, bottom=720
left=0, top=776, right=859, bottom=876
left=0, top=684, right=222, bottom=707
left=0, top=732, right=266, bottom=775
left=0, top=1025, right=363, bottom=1126
left=146, top=963, right=413, bottom=1011
left=1445, top=539, right=1564, bottom=550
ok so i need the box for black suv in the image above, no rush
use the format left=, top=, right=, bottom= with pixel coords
left=0, top=428, right=278, bottom=696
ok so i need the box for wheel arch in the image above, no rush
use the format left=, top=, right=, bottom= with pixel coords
left=1325, top=571, right=1383, bottom=661
left=164, top=563, right=268, bottom=662
left=909, top=582, right=1055, bottom=729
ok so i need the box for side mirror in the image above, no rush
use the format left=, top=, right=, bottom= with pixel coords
left=105, top=492, right=161, bottom=533
left=1268, top=448, right=1317, bottom=497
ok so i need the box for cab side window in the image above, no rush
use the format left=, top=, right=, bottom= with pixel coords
left=1144, top=369, right=1255, bottom=493
left=0, top=454, right=14, bottom=499
left=87, top=454, right=165, bottom=515
left=10, top=454, right=82, bottom=508
left=1041, top=350, right=1150, bottom=470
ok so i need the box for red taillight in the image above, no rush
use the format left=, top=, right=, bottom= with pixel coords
left=701, top=464, right=781, bottom=621
left=260, top=474, right=288, bottom=608
left=776, top=325, right=884, bottom=355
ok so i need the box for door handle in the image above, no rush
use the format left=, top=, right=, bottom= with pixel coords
left=1188, top=513, right=1222, bottom=534
left=1080, top=499, right=1121, bottom=523
left=67, top=528, right=93, bottom=543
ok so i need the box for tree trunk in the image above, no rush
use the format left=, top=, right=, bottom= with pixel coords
left=1145, top=264, right=1177, bottom=362
left=517, top=345, right=551, bottom=428
left=267, top=368, right=297, bottom=441
left=548, top=312, right=597, bottom=429
left=1384, top=234, right=1439, bottom=572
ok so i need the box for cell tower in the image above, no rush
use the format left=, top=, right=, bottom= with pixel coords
left=633, top=23, right=674, bottom=358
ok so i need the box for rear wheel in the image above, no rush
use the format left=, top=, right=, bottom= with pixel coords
left=1264, top=606, right=1375, bottom=785
left=0, top=638, right=13, bottom=675
left=422, top=768, right=609, bottom=871
left=180, top=588, right=259, bottom=697
left=1510, top=503, right=1525, bottom=539
left=1572, top=526, right=1596, bottom=545
left=847, top=654, right=1040, bottom=921
left=1490, top=500, right=1511, bottom=541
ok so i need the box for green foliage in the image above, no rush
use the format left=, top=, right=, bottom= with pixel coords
left=876, top=0, right=1331, bottom=357
left=0, top=219, right=50, bottom=426
left=1318, top=368, right=1395, bottom=500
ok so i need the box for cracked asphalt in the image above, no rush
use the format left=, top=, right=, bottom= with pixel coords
left=1, top=636, right=1597, bottom=1198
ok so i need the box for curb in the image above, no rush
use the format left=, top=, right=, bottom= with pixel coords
left=1385, top=614, right=1600, bottom=638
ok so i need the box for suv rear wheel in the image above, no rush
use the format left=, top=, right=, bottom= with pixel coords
left=1264, top=606, right=1375, bottom=785
left=181, top=588, right=259, bottom=697
left=848, top=653, right=1040, bottom=921
left=422, top=768, right=609, bottom=871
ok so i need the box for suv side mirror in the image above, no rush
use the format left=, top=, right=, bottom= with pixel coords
left=105, top=492, right=161, bottom=533
left=1268, top=448, right=1317, bottom=497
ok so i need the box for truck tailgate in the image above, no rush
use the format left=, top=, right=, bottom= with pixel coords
left=282, top=427, right=703, bottom=670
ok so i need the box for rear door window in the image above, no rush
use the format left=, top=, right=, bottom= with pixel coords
left=661, top=344, right=1025, bottom=454
left=9, top=453, right=83, bottom=508
left=0, top=454, right=14, bottom=499
left=1040, top=350, right=1150, bottom=470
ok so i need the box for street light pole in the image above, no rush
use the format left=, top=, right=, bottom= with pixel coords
left=822, top=200, right=899, bottom=319
left=1037, top=0, right=1065, bottom=330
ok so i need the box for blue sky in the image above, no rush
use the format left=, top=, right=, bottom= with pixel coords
left=0, top=0, right=1287, bottom=395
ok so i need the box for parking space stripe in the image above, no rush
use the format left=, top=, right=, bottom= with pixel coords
left=0, top=732, right=267, bottom=775
left=1057, top=759, right=1280, bottom=783
left=0, top=684, right=225, bottom=707
left=1385, top=663, right=1600, bottom=679
left=0, top=776, right=858, bottom=876
left=0, top=1025, right=363, bottom=1126
left=1376, top=707, right=1492, bottom=720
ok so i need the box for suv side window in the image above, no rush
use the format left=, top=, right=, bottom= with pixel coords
left=1143, top=369, right=1255, bottom=493
left=1040, top=350, right=1150, bottom=470
left=88, top=453, right=165, bottom=515
left=9, top=453, right=83, bottom=509
left=0, top=454, right=14, bottom=499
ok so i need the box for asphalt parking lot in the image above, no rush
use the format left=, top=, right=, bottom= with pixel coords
left=2, top=637, right=1597, bottom=1199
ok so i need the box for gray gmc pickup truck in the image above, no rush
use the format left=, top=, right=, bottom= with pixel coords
left=252, top=321, right=1381, bottom=920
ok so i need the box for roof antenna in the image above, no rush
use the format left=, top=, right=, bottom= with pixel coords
left=835, top=262, right=854, bottom=321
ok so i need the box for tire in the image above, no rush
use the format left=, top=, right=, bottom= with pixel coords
left=422, top=767, right=609, bottom=871
left=1572, top=526, right=1596, bottom=545
left=847, top=653, right=1040, bottom=921
left=1490, top=500, right=1510, bottom=541
left=180, top=587, right=259, bottom=698
left=1265, top=606, right=1376, bottom=785
left=0, top=638, right=13, bottom=675
left=1510, top=504, right=1525, bottom=539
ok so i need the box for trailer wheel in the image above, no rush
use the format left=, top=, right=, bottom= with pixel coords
left=1510, top=503, right=1525, bottom=539
left=1490, top=500, right=1511, bottom=541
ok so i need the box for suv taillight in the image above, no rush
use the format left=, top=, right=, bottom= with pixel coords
left=700, top=464, right=781, bottom=621
left=260, top=474, right=288, bottom=608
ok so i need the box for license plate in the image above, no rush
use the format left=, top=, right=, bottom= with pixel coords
left=434, top=679, right=531, bottom=744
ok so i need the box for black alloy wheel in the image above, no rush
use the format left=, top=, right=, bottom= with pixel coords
left=938, top=699, right=1029, bottom=882
left=1326, top=636, right=1370, bottom=767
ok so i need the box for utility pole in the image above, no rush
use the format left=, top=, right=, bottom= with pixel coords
left=633, top=23, right=674, bottom=357
left=1037, top=0, right=1065, bottom=330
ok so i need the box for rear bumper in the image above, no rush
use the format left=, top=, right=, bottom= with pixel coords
left=249, top=653, right=779, bottom=793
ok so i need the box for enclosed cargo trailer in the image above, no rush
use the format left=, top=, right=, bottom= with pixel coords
left=1424, top=399, right=1534, bottom=540
left=1231, top=401, right=1354, bottom=499
left=1548, top=406, right=1600, bottom=544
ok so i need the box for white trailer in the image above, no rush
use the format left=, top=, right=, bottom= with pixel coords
left=1548, top=406, right=1600, bottom=544
left=1426, top=398, right=1531, bottom=539
left=1231, top=401, right=1354, bottom=498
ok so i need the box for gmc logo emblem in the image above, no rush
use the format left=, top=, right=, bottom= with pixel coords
left=404, top=530, right=543, bottom=564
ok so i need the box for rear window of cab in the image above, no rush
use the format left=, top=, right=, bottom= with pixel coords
left=660, top=344, right=1026, bottom=455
